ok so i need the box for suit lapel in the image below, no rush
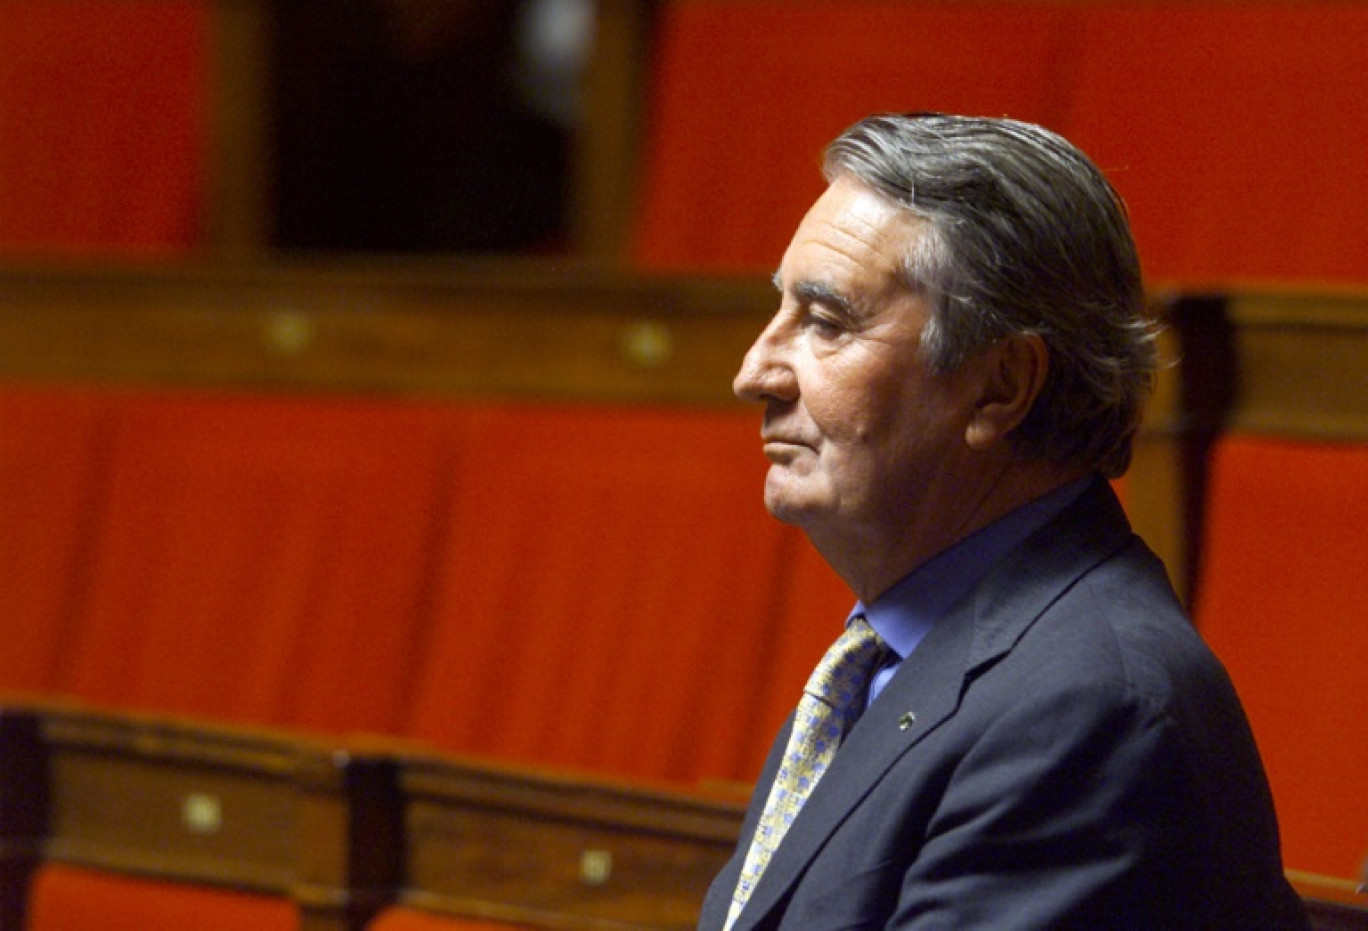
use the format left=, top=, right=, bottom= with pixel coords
left=728, top=589, right=976, bottom=929
left=728, top=479, right=1134, bottom=930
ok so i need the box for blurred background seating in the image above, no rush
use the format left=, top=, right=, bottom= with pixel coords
left=2, top=1, right=1367, bottom=928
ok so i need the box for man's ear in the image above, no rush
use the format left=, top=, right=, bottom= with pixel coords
left=965, top=333, right=1049, bottom=450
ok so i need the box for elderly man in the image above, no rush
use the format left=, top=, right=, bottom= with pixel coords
left=699, top=113, right=1306, bottom=930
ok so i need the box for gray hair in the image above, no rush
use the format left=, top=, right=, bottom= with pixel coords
left=823, top=112, right=1158, bottom=478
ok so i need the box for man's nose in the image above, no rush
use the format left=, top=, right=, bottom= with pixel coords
left=733, top=318, right=797, bottom=403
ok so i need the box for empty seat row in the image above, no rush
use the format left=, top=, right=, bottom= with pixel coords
left=0, top=384, right=854, bottom=788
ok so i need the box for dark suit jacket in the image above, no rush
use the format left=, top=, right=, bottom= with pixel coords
left=700, top=479, right=1307, bottom=930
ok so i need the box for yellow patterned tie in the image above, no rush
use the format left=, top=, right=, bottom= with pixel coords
left=724, top=616, right=886, bottom=930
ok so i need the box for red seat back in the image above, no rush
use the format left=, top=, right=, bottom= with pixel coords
left=25, top=863, right=296, bottom=931
left=632, top=1, right=1065, bottom=274
left=633, top=2, right=1368, bottom=289
left=1195, top=435, right=1368, bottom=879
left=1065, top=4, right=1368, bottom=286
left=0, top=387, right=109, bottom=693
left=0, top=1, right=208, bottom=257
left=367, top=907, right=531, bottom=931
left=58, top=390, right=454, bottom=735
left=404, top=402, right=851, bottom=787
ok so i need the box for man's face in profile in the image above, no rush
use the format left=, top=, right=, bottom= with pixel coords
left=733, top=176, right=987, bottom=560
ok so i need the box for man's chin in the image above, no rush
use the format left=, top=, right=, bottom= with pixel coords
left=763, top=500, right=806, bottom=526
left=762, top=479, right=823, bottom=528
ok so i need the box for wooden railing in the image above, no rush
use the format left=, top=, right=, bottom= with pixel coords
left=0, top=261, right=769, bottom=404
left=0, top=699, right=745, bottom=931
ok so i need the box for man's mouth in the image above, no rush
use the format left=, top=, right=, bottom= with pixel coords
left=762, top=437, right=814, bottom=460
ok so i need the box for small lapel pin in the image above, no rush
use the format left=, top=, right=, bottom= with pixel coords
left=898, top=711, right=917, bottom=731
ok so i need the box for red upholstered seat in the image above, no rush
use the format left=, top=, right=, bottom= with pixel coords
left=0, top=387, right=109, bottom=693
left=1194, top=435, right=1368, bottom=879
left=0, top=1, right=208, bottom=257
left=25, top=863, right=296, bottom=931
left=366, top=907, right=531, bottom=931
left=1, top=385, right=856, bottom=788
left=404, top=402, right=851, bottom=787
left=57, top=390, right=456, bottom=735
left=633, top=2, right=1368, bottom=289
left=1065, top=4, right=1368, bottom=287
left=632, top=1, right=1065, bottom=274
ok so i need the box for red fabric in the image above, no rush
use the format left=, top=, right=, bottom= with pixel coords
left=367, top=908, right=531, bottom=931
left=0, top=384, right=859, bottom=788
left=404, top=402, right=852, bottom=787
left=633, top=1, right=1065, bottom=274
left=1194, top=436, right=1368, bottom=879
left=25, top=863, right=296, bottom=931
left=0, top=0, right=208, bottom=257
left=0, top=386, right=109, bottom=692
left=58, top=391, right=455, bottom=735
left=1064, top=4, right=1368, bottom=289
left=633, top=1, right=1368, bottom=289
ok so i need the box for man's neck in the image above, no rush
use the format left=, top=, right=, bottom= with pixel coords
left=818, top=462, right=1088, bottom=604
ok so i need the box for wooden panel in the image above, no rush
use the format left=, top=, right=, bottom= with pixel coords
left=44, top=742, right=297, bottom=890
left=1145, top=290, right=1368, bottom=601
left=11, top=701, right=1363, bottom=930
left=0, top=262, right=772, bottom=404
left=7, top=701, right=746, bottom=931
left=1291, top=873, right=1368, bottom=931
left=1222, top=290, right=1368, bottom=439
left=574, top=0, right=657, bottom=261
left=295, top=747, right=403, bottom=929
left=33, top=703, right=400, bottom=931
left=0, top=706, right=46, bottom=929
left=397, top=755, right=744, bottom=929
left=207, top=0, right=272, bottom=259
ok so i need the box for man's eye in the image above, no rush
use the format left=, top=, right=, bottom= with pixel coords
left=807, top=314, right=844, bottom=338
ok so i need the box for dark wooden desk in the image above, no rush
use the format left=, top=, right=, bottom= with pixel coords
left=1292, top=872, right=1368, bottom=931
left=0, top=700, right=398, bottom=931
left=0, top=700, right=747, bottom=931
left=391, top=754, right=744, bottom=929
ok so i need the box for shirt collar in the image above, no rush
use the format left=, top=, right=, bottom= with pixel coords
left=850, top=476, right=1094, bottom=660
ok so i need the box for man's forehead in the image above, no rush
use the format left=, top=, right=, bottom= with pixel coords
left=800, top=178, right=924, bottom=256
left=774, top=236, right=927, bottom=319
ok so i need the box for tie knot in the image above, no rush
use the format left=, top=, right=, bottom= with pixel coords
left=804, top=615, right=886, bottom=711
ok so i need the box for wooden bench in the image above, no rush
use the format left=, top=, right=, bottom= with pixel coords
left=1293, top=873, right=1368, bottom=931
left=1, top=699, right=745, bottom=931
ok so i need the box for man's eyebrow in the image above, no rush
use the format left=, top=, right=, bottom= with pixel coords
left=790, top=279, right=857, bottom=316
